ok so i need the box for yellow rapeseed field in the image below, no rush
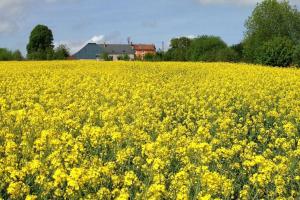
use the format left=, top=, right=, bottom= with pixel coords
left=0, top=61, right=300, bottom=199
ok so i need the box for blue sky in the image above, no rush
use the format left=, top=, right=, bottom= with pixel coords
left=0, top=0, right=297, bottom=55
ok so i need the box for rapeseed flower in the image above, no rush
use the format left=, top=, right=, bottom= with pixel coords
left=0, top=61, right=300, bottom=199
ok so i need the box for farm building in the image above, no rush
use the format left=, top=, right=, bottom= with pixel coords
left=101, top=44, right=135, bottom=60
left=73, top=43, right=156, bottom=60
left=133, top=44, right=156, bottom=59
left=73, top=43, right=135, bottom=60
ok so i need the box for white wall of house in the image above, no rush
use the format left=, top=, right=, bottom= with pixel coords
left=110, top=54, right=135, bottom=61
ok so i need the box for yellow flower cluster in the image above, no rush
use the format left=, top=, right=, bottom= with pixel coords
left=0, top=61, right=300, bottom=199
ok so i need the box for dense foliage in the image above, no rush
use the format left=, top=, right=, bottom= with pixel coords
left=53, top=45, right=70, bottom=60
left=167, top=37, right=191, bottom=61
left=165, top=36, right=239, bottom=62
left=292, top=44, right=300, bottom=67
left=243, top=0, right=300, bottom=66
left=230, top=43, right=244, bottom=62
left=188, top=36, right=227, bottom=61
left=0, top=49, right=23, bottom=61
left=100, top=53, right=113, bottom=61
left=26, top=25, right=70, bottom=60
left=1, top=61, right=300, bottom=199
left=257, top=37, right=294, bottom=67
left=117, top=54, right=130, bottom=61
left=143, top=52, right=165, bottom=61
left=27, top=25, right=54, bottom=60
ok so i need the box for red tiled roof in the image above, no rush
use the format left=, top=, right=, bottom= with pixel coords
left=133, top=44, right=156, bottom=51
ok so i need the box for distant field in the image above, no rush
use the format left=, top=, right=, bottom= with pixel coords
left=0, top=61, right=300, bottom=199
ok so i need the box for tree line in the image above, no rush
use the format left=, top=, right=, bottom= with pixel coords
left=144, top=35, right=242, bottom=62
left=145, top=0, right=300, bottom=67
left=0, top=49, right=23, bottom=61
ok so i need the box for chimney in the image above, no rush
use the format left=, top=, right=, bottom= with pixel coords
left=127, top=37, right=131, bottom=45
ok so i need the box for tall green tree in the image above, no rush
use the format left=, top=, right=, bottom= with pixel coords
left=27, top=24, right=54, bottom=60
left=243, top=0, right=300, bottom=62
left=167, top=37, right=192, bottom=61
left=188, top=35, right=227, bottom=61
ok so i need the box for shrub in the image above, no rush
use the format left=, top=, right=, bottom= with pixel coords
left=12, top=50, right=23, bottom=61
left=101, top=53, right=112, bottom=61
left=0, top=48, right=13, bottom=61
left=188, top=35, right=228, bottom=61
left=27, top=51, right=46, bottom=60
left=230, top=43, right=244, bottom=62
left=292, top=44, right=300, bottom=67
left=143, top=52, right=165, bottom=61
left=54, top=45, right=70, bottom=60
left=143, top=53, right=155, bottom=61
left=215, top=48, right=239, bottom=62
left=117, top=54, right=130, bottom=61
left=257, top=37, right=294, bottom=67
left=0, top=48, right=23, bottom=61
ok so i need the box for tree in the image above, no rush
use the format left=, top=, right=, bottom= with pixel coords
left=153, top=51, right=165, bottom=61
left=215, top=48, right=239, bottom=62
left=54, top=45, right=70, bottom=60
left=101, top=53, right=112, bottom=61
left=243, top=0, right=300, bottom=62
left=0, top=48, right=13, bottom=61
left=292, top=44, right=300, bottom=67
left=257, top=37, right=294, bottom=67
left=0, top=48, right=23, bottom=61
left=188, top=35, right=227, bottom=61
left=167, top=37, right=192, bottom=61
left=27, top=24, right=54, bottom=60
left=12, top=50, right=23, bottom=61
left=27, top=52, right=46, bottom=60
left=123, top=54, right=130, bottom=61
left=143, top=52, right=165, bottom=61
left=143, top=53, right=155, bottom=61
left=230, top=43, right=244, bottom=62
left=117, top=54, right=130, bottom=61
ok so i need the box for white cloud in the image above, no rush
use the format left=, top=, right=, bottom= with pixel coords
left=187, top=35, right=197, bottom=39
left=55, top=32, right=126, bottom=54
left=0, top=0, right=28, bottom=33
left=0, top=0, right=26, bottom=12
left=55, top=35, right=106, bottom=54
left=89, top=35, right=105, bottom=44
